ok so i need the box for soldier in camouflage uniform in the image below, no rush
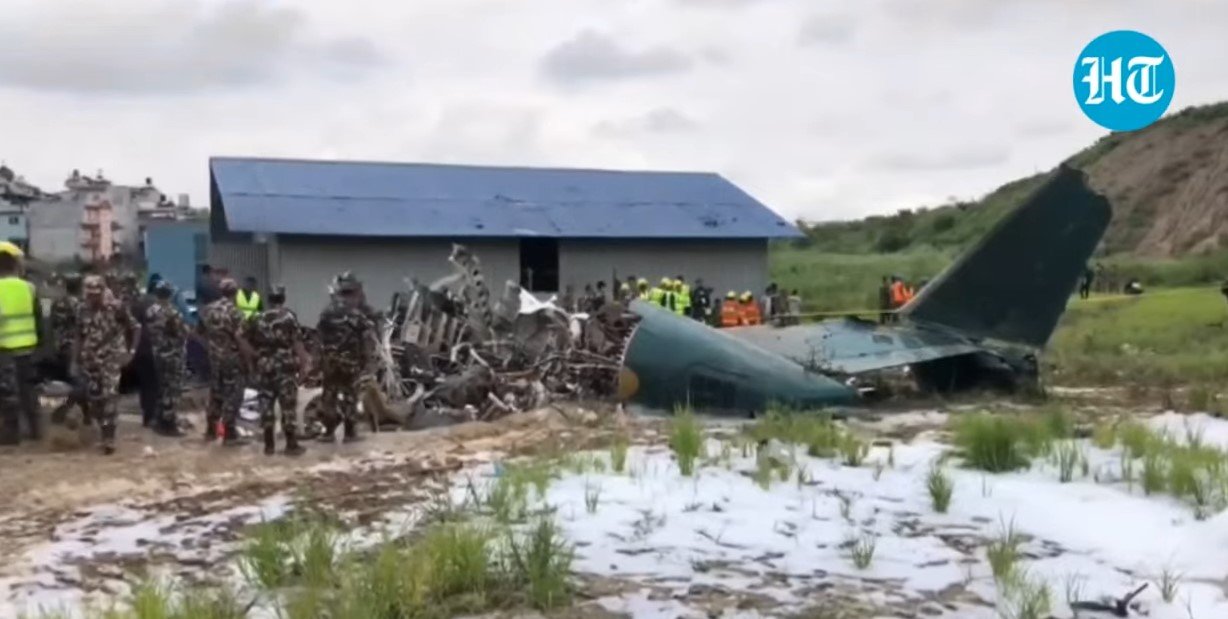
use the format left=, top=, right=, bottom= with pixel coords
left=145, top=280, right=187, bottom=437
left=48, top=273, right=85, bottom=423
left=73, top=275, right=140, bottom=454
left=198, top=278, right=253, bottom=445
left=247, top=285, right=308, bottom=456
left=316, top=272, right=375, bottom=443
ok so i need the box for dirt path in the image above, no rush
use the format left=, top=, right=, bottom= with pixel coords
left=0, top=395, right=635, bottom=613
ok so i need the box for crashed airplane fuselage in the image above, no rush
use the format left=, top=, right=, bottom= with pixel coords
left=617, top=164, right=1113, bottom=414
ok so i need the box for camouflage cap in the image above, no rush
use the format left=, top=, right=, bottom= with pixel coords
left=153, top=279, right=175, bottom=294
left=83, top=275, right=105, bottom=294
left=218, top=278, right=238, bottom=293
left=334, top=271, right=362, bottom=293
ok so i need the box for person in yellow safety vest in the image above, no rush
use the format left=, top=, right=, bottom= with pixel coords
left=673, top=275, right=691, bottom=317
left=649, top=277, right=668, bottom=307
left=663, top=278, right=678, bottom=312
left=236, top=276, right=263, bottom=320
left=740, top=291, right=762, bottom=326
left=636, top=278, right=651, bottom=301
left=719, top=291, right=741, bottom=327
left=0, top=243, right=43, bottom=445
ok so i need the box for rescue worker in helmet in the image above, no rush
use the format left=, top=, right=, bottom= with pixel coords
left=720, top=291, right=741, bottom=328
left=741, top=291, right=762, bottom=326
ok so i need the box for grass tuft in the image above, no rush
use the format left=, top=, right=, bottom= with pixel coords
left=583, top=481, right=602, bottom=514
left=1054, top=440, right=1083, bottom=483
left=926, top=464, right=954, bottom=513
left=951, top=413, right=1050, bottom=472
left=609, top=435, right=629, bottom=473
left=1156, top=567, right=1183, bottom=603
left=987, top=519, right=1023, bottom=584
left=669, top=406, right=704, bottom=476
left=839, top=434, right=869, bottom=467
left=845, top=532, right=877, bottom=570
left=998, top=570, right=1052, bottom=619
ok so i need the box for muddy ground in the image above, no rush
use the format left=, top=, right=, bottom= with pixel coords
left=0, top=389, right=643, bottom=614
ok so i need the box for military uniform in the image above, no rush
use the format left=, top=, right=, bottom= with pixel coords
left=76, top=296, right=137, bottom=451
left=248, top=305, right=304, bottom=453
left=316, top=294, right=375, bottom=441
left=49, top=294, right=82, bottom=369
left=200, top=296, right=247, bottom=439
left=145, top=299, right=187, bottom=429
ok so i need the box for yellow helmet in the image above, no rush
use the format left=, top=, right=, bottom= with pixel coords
left=659, top=277, right=671, bottom=287
left=637, top=278, right=648, bottom=289
left=741, top=291, right=753, bottom=301
left=0, top=241, right=24, bottom=258
left=726, top=291, right=736, bottom=299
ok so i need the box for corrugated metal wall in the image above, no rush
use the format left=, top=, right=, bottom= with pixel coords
left=276, top=237, right=520, bottom=320
left=559, top=239, right=768, bottom=297
left=209, top=236, right=268, bottom=286
left=212, top=234, right=768, bottom=318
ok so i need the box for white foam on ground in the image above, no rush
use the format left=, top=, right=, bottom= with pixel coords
left=469, top=418, right=1228, bottom=618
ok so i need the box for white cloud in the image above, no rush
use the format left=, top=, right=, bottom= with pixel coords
left=0, top=0, right=1223, bottom=223
left=594, top=108, right=701, bottom=138
left=540, top=30, right=693, bottom=85
left=0, top=0, right=383, bottom=95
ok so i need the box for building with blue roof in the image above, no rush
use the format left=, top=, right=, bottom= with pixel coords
left=209, top=156, right=800, bottom=318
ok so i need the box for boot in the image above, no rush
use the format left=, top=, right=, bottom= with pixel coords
left=263, top=428, right=276, bottom=455
left=24, top=410, right=41, bottom=442
left=317, top=422, right=337, bottom=443
left=100, top=425, right=116, bottom=455
left=204, top=419, right=218, bottom=441
left=154, top=416, right=185, bottom=437
left=222, top=423, right=249, bottom=447
left=343, top=419, right=362, bottom=443
left=284, top=429, right=305, bottom=457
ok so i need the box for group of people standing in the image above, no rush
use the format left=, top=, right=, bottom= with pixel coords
left=0, top=248, right=380, bottom=457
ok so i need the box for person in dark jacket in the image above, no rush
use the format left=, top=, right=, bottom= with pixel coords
left=878, top=276, right=891, bottom=324
left=131, top=273, right=163, bottom=427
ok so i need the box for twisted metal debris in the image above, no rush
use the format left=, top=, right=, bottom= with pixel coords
left=305, top=244, right=638, bottom=430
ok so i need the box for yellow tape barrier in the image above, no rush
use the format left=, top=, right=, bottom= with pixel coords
left=782, top=286, right=1222, bottom=321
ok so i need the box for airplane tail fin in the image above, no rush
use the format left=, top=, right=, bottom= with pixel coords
left=902, top=164, right=1111, bottom=348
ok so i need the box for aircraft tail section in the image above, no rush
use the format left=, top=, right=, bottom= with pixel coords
left=902, top=164, right=1111, bottom=348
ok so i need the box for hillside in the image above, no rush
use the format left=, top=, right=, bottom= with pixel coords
left=794, top=101, right=1228, bottom=258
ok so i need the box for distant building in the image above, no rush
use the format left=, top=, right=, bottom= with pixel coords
left=28, top=169, right=196, bottom=264
left=143, top=220, right=208, bottom=299
left=209, top=157, right=801, bottom=318
left=0, top=206, right=26, bottom=249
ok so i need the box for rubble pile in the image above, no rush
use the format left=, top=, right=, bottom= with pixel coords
left=305, top=245, right=638, bottom=428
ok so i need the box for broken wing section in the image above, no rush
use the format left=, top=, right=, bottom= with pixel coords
left=727, top=319, right=982, bottom=374
left=901, top=164, right=1112, bottom=348
left=620, top=301, right=857, bottom=412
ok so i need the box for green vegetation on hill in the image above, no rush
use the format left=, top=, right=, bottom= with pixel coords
left=791, top=173, right=1047, bottom=255
left=791, top=101, right=1228, bottom=258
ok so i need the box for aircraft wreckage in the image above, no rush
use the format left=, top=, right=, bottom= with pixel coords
left=342, top=163, right=1109, bottom=422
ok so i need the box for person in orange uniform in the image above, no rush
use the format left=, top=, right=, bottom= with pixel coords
left=888, top=276, right=908, bottom=322
left=740, top=291, right=762, bottom=326
left=720, top=291, right=741, bottom=328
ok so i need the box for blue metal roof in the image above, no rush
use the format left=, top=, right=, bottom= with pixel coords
left=209, top=157, right=800, bottom=239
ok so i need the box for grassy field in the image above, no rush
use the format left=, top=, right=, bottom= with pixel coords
left=1048, top=288, right=1228, bottom=391
left=769, top=246, right=953, bottom=312
left=770, top=246, right=1228, bottom=393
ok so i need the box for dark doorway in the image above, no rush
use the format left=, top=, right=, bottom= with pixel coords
left=519, top=238, right=559, bottom=292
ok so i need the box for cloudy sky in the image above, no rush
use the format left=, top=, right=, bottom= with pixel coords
left=0, top=0, right=1224, bottom=222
